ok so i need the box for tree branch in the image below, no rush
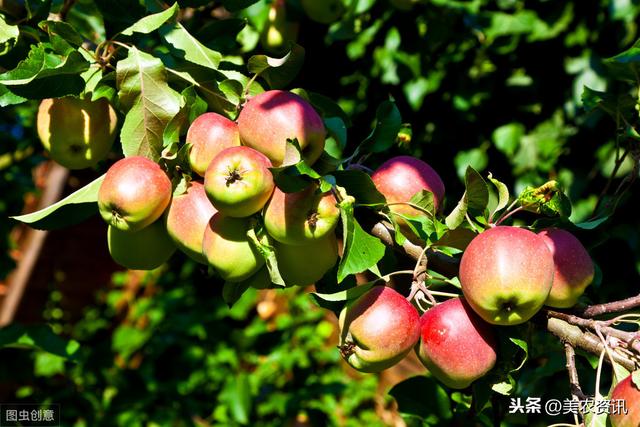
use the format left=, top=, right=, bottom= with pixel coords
left=565, top=343, right=587, bottom=401
left=580, top=293, right=640, bottom=318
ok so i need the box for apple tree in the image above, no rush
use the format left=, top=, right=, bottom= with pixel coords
left=1, top=0, right=640, bottom=425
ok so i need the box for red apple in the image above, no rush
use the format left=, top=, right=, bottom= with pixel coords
left=108, top=220, right=176, bottom=270
left=237, top=90, right=326, bottom=167
left=610, top=373, right=640, bottom=427
left=202, top=213, right=265, bottom=282
left=165, top=181, right=217, bottom=264
left=459, top=226, right=554, bottom=325
left=371, top=155, right=446, bottom=218
left=37, top=97, right=118, bottom=170
left=416, top=297, right=497, bottom=389
left=263, top=184, right=340, bottom=245
left=98, top=156, right=172, bottom=232
left=204, top=146, right=275, bottom=218
left=538, top=228, right=595, bottom=308
left=187, top=112, right=241, bottom=177
left=339, top=286, right=421, bottom=372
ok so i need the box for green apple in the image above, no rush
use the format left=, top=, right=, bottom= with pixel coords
left=539, top=228, right=595, bottom=308
left=459, top=226, right=554, bottom=325
left=339, top=286, right=421, bottom=373
left=301, top=0, right=344, bottom=24
left=187, top=112, right=241, bottom=177
left=37, top=97, right=118, bottom=169
left=204, top=146, right=275, bottom=218
left=108, top=220, right=176, bottom=270
left=263, top=184, right=340, bottom=245
left=237, top=90, right=326, bottom=167
left=165, top=181, right=217, bottom=264
left=416, top=297, right=497, bottom=389
left=98, top=156, right=172, bottom=232
left=275, top=235, right=338, bottom=286
left=202, top=213, right=265, bottom=282
left=260, top=0, right=299, bottom=54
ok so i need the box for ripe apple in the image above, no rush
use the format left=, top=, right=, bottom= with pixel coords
left=204, top=146, right=275, bottom=218
left=186, top=112, right=240, bottom=177
left=339, top=286, right=421, bottom=373
left=108, top=220, right=176, bottom=270
left=610, top=373, right=640, bottom=427
left=263, top=184, right=340, bottom=245
left=371, top=155, right=446, bottom=218
left=275, top=235, right=338, bottom=286
left=237, top=90, right=326, bottom=167
left=416, top=297, right=497, bottom=389
left=165, top=181, right=217, bottom=264
left=37, top=97, right=118, bottom=169
left=98, top=156, right=172, bottom=232
left=301, top=0, right=344, bottom=24
left=202, top=213, right=265, bottom=282
left=459, top=226, right=554, bottom=325
left=538, top=228, right=595, bottom=308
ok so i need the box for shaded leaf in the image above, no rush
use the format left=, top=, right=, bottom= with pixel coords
left=160, top=22, right=222, bottom=70
left=11, top=175, right=104, bottom=230
left=247, top=44, right=305, bottom=88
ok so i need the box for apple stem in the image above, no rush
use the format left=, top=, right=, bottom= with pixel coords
left=493, top=205, right=525, bottom=226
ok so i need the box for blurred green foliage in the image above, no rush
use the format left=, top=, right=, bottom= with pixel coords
left=2, top=0, right=640, bottom=425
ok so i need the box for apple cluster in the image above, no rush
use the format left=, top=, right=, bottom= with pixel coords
left=93, top=90, right=340, bottom=289
left=338, top=154, right=596, bottom=392
left=37, top=90, right=600, bottom=395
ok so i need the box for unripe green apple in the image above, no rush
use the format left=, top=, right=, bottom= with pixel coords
left=610, top=373, right=640, bottom=427
left=416, top=297, right=497, bottom=389
left=538, top=228, right=595, bottom=308
left=263, top=184, right=339, bottom=245
left=260, top=0, right=299, bottom=54
left=165, top=181, right=217, bottom=264
left=372, top=155, right=446, bottom=216
left=37, top=97, right=118, bottom=169
left=98, top=156, right=172, bottom=232
left=275, top=235, right=338, bottom=286
left=108, top=220, right=176, bottom=270
left=339, top=286, right=421, bottom=373
left=301, top=0, right=344, bottom=24
left=204, top=146, right=275, bottom=218
left=187, top=112, right=240, bottom=177
left=459, top=226, right=554, bottom=325
left=237, top=90, right=326, bottom=167
left=202, top=213, right=265, bottom=282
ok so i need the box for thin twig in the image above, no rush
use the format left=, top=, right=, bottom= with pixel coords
left=580, top=293, right=640, bottom=318
left=564, top=343, right=587, bottom=401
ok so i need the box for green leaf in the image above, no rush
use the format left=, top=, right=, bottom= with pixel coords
left=0, top=84, right=26, bottom=106
left=247, top=227, right=285, bottom=287
left=603, top=39, right=640, bottom=82
left=491, top=379, right=514, bottom=395
left=162, top=86, right=207, bottom=147
left=34, top=352, right=66, bottom=377
left=432, top=227, right=476, bottom=250
left=389, top=376, right=452, bottom=421
left=0, top=42, right=89, bottom=99
left=409, top=190, right=436, bottom=217
left=0, top=13, right=19, bottom=55
left=0, top=323, right=80, bottom=361
left=581, top=86, right=636, bottom=120
left=488, top=173, right=510, bottom=214
left=222, top=373, right=252, bottom=424
left=39, top=20, right=84, bottom=47
left=11, top=175, right=105, bottom=230
left=121, top=2, right=178, bottom=36
left=445, top=166, right=489, bottom=229
left=269, top=140, right=321, bottom=193
left=337, top=195, right=385, bottom=282
left=518, top=180, right=572, bottom=218
left=358, top=100, right=402, bottom=154
left=247, top=44, right=305, bottom=89
left=312, top=282, right=377, bottom=304
left=332, top=170, right=385, bottom=206
left=160, top=22, right=222, bottom=70
left=222, top=280, right=252, bottom=308
left=492, top=123, right=524, bottom=157
left=117, top=47, right=181, bottom=160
